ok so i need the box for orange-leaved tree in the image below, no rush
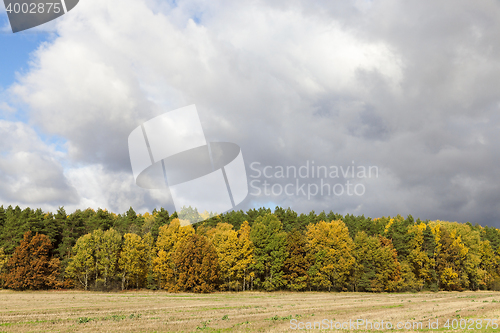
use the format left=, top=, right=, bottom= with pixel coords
left=3, top=231, right=61, bottom=290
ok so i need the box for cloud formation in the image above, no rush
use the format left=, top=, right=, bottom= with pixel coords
left=2, top=0, right=500, bottom=227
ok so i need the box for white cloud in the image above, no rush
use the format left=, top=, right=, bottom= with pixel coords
left=0, top=120, right=78, bottom=205
left=0, top=102, right=15, bottom=114
left=63, top=164, right=165, bottom=214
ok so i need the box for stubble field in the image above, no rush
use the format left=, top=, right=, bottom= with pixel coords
left=0, top=290, right=499, bottom=332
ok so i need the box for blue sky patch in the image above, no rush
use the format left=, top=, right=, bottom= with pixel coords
left=0, top=31, right=50, bottom=89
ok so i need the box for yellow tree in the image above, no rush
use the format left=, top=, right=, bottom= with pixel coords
left=141, top=212, right=157, bottom=236
left=435, top=226, right=468, bottom=290
left=306, top=220, right=355, bottom=291
left=207, top=223, right=239, bottom=290
left=447, top=222, right=482, bottom=290
left=284, top=230, right=310, bottom=291
left=142, top=232, right=156, bottom=289
left=65, top=233, right=95, bottom=290
left=173, top=234, right=220, bottom=293
left=478, top=240, right=498, bottom=289
left=234, top=221, right=254, bottom=291
left=377, top=237, right=403, bottom=291
left=119, top=233, right=145, bottom=290
left=0, top=247, right=9, bottom=287
left=407, top=222, right=433, bottom=290
left=94, top=228, right=122, bottom=289
left=153, top=218, right=194, bottom=290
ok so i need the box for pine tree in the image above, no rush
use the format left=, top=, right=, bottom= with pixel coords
left=1, top=206, right=27, bottom=253
left=150, top=208, right=170, bottom=241
left=58, top=209, right=86, bottom=260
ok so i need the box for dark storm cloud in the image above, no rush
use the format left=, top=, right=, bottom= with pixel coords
left=4, top=0, right=500, bottom=227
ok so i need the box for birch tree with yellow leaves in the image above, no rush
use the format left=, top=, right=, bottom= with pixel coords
left=119, top=233, right=145, bottom=290
left=306, top=220, right=355, bottom=291
left=153, top=218, right=194, bottom=290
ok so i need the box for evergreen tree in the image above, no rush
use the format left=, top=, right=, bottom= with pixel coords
left=58, top=209, right=86, bottom=260
left=150, top=208, right=170, bottom=241
left=1, top=206, right=24, bottom=253
left=274, top=207, right=298, bottom=232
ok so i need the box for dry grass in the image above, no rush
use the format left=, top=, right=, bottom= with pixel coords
left=0, top=289, right=499, bottom=332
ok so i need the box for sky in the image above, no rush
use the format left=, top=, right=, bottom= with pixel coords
left=1, top=0, right=500, bottom=227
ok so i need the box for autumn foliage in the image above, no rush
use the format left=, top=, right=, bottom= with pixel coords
left=174, top=234, right=219, bottom=293
left=1, top=205, right=500, bottom=293
left=2, top=231, right=61, bottom=290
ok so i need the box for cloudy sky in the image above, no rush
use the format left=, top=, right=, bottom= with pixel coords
left=1, top=0, right=500, bottom=227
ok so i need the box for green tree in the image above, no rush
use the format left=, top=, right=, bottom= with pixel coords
left=352, top=232, right=402, bottom=292
left=150, top=208, right=170, bottom=241
left=250, top=214, right=288, bottom=291
left=58, top=209, right=86, bottom=260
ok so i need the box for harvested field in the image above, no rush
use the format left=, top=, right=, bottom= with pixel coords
left=0, top=290, right=499, bottom=332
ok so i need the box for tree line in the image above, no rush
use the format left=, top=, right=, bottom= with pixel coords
left=0, top=205, right=500, bottom=292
